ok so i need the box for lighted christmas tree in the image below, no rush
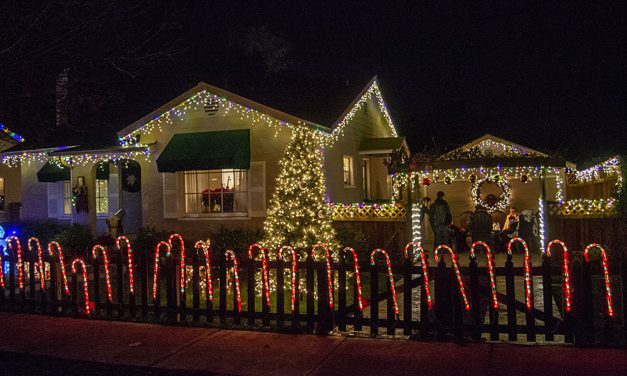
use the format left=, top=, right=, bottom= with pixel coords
left=263, top=128, right=337, bottom=251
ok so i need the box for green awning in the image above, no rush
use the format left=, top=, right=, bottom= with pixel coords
left=37, top=161, right=70, bottom=182
left=156, top=130, right=250, bottom=173
left=96, top=163, right=109, bottom=180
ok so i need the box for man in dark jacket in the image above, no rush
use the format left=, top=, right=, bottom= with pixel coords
left=429, top=191, right=452, bottom=246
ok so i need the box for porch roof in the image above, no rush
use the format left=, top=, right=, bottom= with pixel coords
left=37, top=160, right=70, bottom=182
left=156, top=129, right=250, bottom=173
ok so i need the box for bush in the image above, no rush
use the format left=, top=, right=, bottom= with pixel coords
left=56, top=224, right=93, bottom=258
left=333, top=223, right=370, bottom=263
left=133, top=226, right=173, bottom=256
left=1, top=220, right=71, bottom=244
left=209, top=226, right=263, bottom=259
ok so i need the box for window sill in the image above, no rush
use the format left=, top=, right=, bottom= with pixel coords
left=179, top=213, right=251, bottom=220
left=344, top=185, right=356, bottom=189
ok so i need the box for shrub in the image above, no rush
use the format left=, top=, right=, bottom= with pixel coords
left=209, top=226, right=263, bottom=259
left=56, top=224, right=93, bottom=258
left=133, top=226, right=173, bottom=256
left=333, top=223, right=370, bottom=263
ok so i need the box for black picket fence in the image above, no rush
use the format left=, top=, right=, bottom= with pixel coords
left=0, top=240, right=624, bottom=347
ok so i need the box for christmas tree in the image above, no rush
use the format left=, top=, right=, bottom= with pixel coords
left=263, top=128, right=336, bottom=251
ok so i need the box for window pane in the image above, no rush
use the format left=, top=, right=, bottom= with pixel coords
left=96, top=179, right=109, bottom=214
left=63, top=181, right=72, bottom=215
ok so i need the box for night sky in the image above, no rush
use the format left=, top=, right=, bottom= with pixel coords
left=1, top=1, right=625, bottom=164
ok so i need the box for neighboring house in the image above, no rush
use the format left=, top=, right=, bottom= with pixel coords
left=0, top=77, right=406, bottom=240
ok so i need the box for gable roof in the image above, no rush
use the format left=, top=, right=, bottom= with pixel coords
left=440, top=133, right=549, bottom=159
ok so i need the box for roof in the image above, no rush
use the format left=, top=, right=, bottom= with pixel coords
left=359, top=137, right=407, bottom=155
left=440, top=133, right=549, bottom=159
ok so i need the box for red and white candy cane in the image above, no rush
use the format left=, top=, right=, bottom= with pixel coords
left=116, top=236, right=135, bottom=295
left=168, top=233, right=186, bottom=294
left=370, top=248, right=399, bottom=315
left=545, top=239, right=572, bottom=313
left=71, top=258, right=91, bottom=315
left=225, top=250, right=242, bottom=313
left=404, top=242, right=432, bottom=309
left=507, top=237, right=533, bottom=311
left=583, top=243, right=614, bottom=317
left=470, top=241, right=498, bottom=310
left=91, top=245, right=112, bottom=301
left=7, top=236, right=24, bottom=290
left=248, top=243, right=271, bottom=308
left=152, top=241, right=171, bottom=301
left=278, top=246, right=299, bottom=313
left=48, top=241, right=70, bottom=296
left=312, top=243, right=334, bottom=309
left=434, top=244, right=470, bottom=311
left=343, top=247, right=363, bottom=312
left=194, top=240, right=213, bottom=302
left=28, top=237, right=45, bottom=290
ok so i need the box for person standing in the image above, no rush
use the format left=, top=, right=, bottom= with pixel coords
left=429, top=191, right=452, bottom=247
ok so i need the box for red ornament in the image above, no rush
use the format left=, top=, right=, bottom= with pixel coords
left=422, top=177, right=432, bottom=186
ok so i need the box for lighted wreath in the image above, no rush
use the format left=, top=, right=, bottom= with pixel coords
left=471, top=175, right=510, bottom=212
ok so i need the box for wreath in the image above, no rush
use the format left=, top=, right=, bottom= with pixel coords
left=471, top=175, right=510, bottom=212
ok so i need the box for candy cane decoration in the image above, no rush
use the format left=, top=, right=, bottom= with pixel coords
left=545, top=239, right=572, bottom=313
left=168, top=233, right=186, bottom=294
left=225, top=250, right=242, bottom=313
left=470, top=241, right=498, bottom=310
left=28, top=237, right=45, bottom=290
left=152, top=241, right=171, bottom=301
left=370, top=249, right=399, bottom=315
left=507, top=237, right=533, bottom=311
left=116, top=236, right=135, bottom=295
left=194, top=240, right=213, bottom=302
left=91, top=245, right=112, bottom=301
left=312, top=243, right=334, bottom=309
left=7, top=236, right=24, bottom=290
left=278, top=246, right=299, bottom=313
left=434, top=244, right=470, bottom=311
left=48, top=241, right=70, bottom=296
left=403, top=242, right=432, bottom=309
left=248, top=243, right=270, bottom=308
left=71, top=258, right=91, bottom=315
left=343, top=247, right=364, bottom=312
left=583, top=243, right=614, bottom=317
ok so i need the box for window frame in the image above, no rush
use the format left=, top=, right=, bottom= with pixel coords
left=343, top=155, right=355, bottom=188
left=95, top=179, right=109, bottom=215
left=62, top=180, right=72, bottom=216
left=181, top=169, right=249, bottom=218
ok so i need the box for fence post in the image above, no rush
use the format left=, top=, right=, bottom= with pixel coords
left=71, top=272, right=78, bottom=317
left=8, top=247, right=15, bottom=309
left=117, top=250, right=124, bottom=319
left=403, top=257, right=412, bottom=336
left=141, top=251, right=148, bottom=320
left=247, top=257, right=255, bottom=328
left=306, top=253, right=314, bottom=332
left=450, top=267, right=463, bottom=341
left=92, top=255, right=101, bottom=315
left=419, top=258, right=430, bottom=338
left=316, top=260, right=331, bottom=335
left=192, top=250, right=200, bottom=322
left=435, top=257, right=449, bottom=339
left=542, top=255, right=555, bottom=342
left=469, top=256, right=481, bottom=341
left=49, top=253, right=58, bottom=315
left=262, top=260, right=270, bottom=328
left=386, top=266, right=395, bottom=336
left=219, top=251, right=227, bottom=324
left=505, top=253, right=516, bottom=341
left=28, top=252, right=36, bottom=303
left=277, top=258, right=285, bottom=330
left=166, top=254, right=176, bottom=323
left=370, top=261, right=379, bottom=337
left=354, top=258, right=363, bottom=332
left=337, top=253, right=346, bottom=332
left=233, top=259, right=241, bottom=326
left=205, top=252, right=214, bottom=325
left=525, top=259, right=536, bottom=342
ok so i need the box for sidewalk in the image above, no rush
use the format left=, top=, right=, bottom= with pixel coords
left=0, top=312, right=624, bottom=376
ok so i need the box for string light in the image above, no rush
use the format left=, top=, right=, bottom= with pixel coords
left=194, top=240, right=213, bottom=302
left=116, top=236, right=135, bottom=295
left=370, top=248, right=399, bottom=315
left=470, top=241, right=498, bottom=310
left=48, top=241, right=70, bottom=296
left=278, top=246, right=299, bottom=312
left=248, top=243, right=271, bottom=308
left=545, top=239, right=571, bottom=313
left=0, top=249, right=4, bottom=288
left=92, top=245, right=113, bottom=301
left=312, top=243, right=334, bottom=309
left=168, top=233, right=186, bottom=294
left=538, top=197, right=546, bottom=252
left=0, top=123, right=25, bottom=143
left=343, top=247, right=363, bottom=312
left=507, top=238, right=533, bottom=311
left=411, top=202, right=423, bottom=247
left=28, top=237, right=45, bottom=290
left=403, top=242, right=432, bottom=309
left=152, top=241, right=171, bottom=301
left=471, top=175, right=510, bottom=212
left=7, top=236, right=24, bottom=290
left=71, top=258, right=90, bottom=315
left=224, top=250, right=242, bottom=313
left=434, top=245, right=470, bottom=311
left=583, top=244, right=614, bottom=317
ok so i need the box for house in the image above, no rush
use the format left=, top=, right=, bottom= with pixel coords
left=1, top=77, right=407, bottom=240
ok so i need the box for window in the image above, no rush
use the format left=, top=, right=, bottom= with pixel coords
left=95, top=179, right=109, bottom=214
left=184, top=170, right=248, bottom=215
left=0, top=178, right=5, bottom=211
left=63, top=181, right=72, bottom=215
left=362, top=159, right=370, bottom=200
left=343, top=156, right=354, bottom=187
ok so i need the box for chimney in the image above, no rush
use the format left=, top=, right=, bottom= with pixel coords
left=56, top=68, right=69, bottom=128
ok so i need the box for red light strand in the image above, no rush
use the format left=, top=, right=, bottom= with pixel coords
left=312, top=243, right=334, bottom=309
left=48, top=241, right=70, bottom=296
left=343, top=247, right=363, bottom=312
left=194, top=240, right=213, bottom=302
left=225, top=250, right=242, bottom=313
left=8, top=236, right=24, bottom=290
left=470, top=241, right=498, bottom=310
left=370, top=248, right=399, bottom=315
left=91, top=245, right=113, bottom=301
left=507, top=237, right=533, bottom=311
left=116, top=236, right=135, bottom=295
left=168, top=233, right=186, bottom=294
left=278, top=246, right=299, bottom=313
left=434, top=244, right=470, bottom=311
left=546, top=239, right=572, bottom=313
left=71, top=258, right=90, bottom=315
left=404, top=242, right=432, bottom=310
left=152, top=241, right=171, bottom=301
left=28, top=237, right=45, bottom=290
left=583, top=243, right=614, bottom=317
left=0, top=248, right=4, bottom=288
left=248, top=243, right=271, bottom=307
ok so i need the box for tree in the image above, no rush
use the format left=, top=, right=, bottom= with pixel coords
left=263, top=128, right=336, bottom=251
